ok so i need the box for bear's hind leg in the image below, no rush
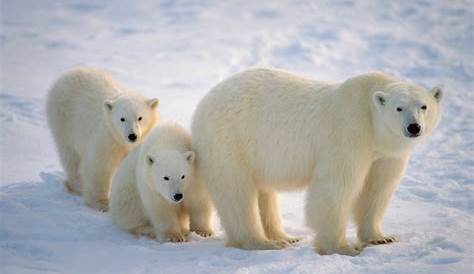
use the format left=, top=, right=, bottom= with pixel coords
left=258, top=189, right=300, bottom=244
left=354, top=157, right=407, bottom=245
left=202, top=161, right=288, bottom=250
left=57, top=144, right=81, bottom=195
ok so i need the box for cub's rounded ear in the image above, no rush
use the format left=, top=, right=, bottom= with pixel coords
left=430, top=86, right=443, bottom=102
left=147, top=155, right=154, bottom=165
left=184, top=151, right=195, bottom=164
left=147, top=98, right=159, bottom=109
left=373, top=91, right=388, bottom=107
left=104, top=99, right=114, bottom=111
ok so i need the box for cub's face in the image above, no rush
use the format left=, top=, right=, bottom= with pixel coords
left=104, top=96, right=159, bottom=146
left=145, top=150, right=195, bottom=203
left=373, top=83, right=443, bottom=144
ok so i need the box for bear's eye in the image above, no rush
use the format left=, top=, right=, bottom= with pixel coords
left=138, top=116, right=142, bottom=121
left=181, top=175, right=185, bottom=179
left=147, top=156, right=154, bottom=165
left=396, top=107, right=403, bottom=112
left=163, top=176, right=169, bottom=181
left=421, top=105, right=427, bottom=110
left=120, top=117, right=125, bottom=122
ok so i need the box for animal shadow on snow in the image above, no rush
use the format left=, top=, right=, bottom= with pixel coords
left=0, top=171, right=225, bottom=245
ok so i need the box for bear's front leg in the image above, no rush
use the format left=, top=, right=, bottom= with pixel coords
left=157, top=212, right=187, bottom=243
left=306, top=157, right=371, bottom=256
left=177, top=207, right=190, bottom=237
left=354, top=157, right=407, bottom=245
left=258, top=189, right=301, bottom=244
left=144, top=197, right=188, bottom=243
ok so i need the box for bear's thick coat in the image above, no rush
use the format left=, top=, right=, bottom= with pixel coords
left=109, top=123, right=213, bottom=242
left=47, top=67, right=159, bottom=210
left=191, top=68, right=442, bottom=255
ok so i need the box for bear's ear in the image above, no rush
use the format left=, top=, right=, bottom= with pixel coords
left=147, top=98, right=159, bottom=109
left=373, top=91, right=388, bottom=107
left=184, top=151, right=195, bottom=164
left=430, top=86, right=443, bottom=102
left=147, top=155, right=154, bottom=165
left=104, top=100, right=114, bottom=111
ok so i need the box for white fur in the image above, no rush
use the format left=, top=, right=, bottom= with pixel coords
left=109, top=123, right=213, bottom=242
left=191, top=68, right=442, bottom=254
left=47, top=67, right=159, bottom=210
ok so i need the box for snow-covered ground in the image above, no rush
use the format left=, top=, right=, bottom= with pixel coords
left=1, top=0, right=473, bottom=273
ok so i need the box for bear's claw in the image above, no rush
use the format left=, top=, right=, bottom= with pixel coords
left=165, top=232, right=188, bottom=243
left=190, top=226, right=213, bottom=238
left=194, top=230, right=213, bottom=238
left=234, top=239, right=289, bottom=250
left=131, top=225, right=156, bottom=239
left=85, top=198, right=109, bottom=212
left=369, top=235, right=398, bottom=245
left=284, top=236, right=302, bottom=244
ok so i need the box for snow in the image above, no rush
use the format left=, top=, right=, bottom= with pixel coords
left=0, top=0, right=473, bottom=273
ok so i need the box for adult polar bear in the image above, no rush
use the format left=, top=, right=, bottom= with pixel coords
left=47, top=67, right=159, bottom=210
left=191, top=68, right=442, bottom=255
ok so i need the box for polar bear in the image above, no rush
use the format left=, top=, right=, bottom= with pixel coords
left=191, top=68, right=442, bottom=255
left=109, top=123, right=214, bottom=242
left=47, top=67, right=159, bottom=210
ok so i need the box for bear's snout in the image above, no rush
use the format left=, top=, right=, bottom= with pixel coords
left=173, top=193, right=183, bottom=202
left=128, top=133, right=137, bottom=142
left=407, top=123, right=421, bottom=137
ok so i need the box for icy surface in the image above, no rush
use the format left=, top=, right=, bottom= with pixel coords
left=0, top=0, right=473, bottom=273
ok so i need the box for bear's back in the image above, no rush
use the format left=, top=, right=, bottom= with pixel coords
left=142, top=123, right=192, bottom=155
left=48, top=67, right=127, bottom=116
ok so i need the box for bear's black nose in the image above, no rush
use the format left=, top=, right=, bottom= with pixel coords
left=407, top=123, right=421, bottom=136
left=128, top=133, right=137, bottom=142
left=173, top=193, right=183, bottom=202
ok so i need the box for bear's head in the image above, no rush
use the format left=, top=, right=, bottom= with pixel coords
left=103, top=96, right=159, bottom=146
left=372, top=82, right=443, bottom=150
left=144, top=149, right=195, bottom=203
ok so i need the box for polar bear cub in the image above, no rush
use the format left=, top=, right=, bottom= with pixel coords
left=47, top=67, right=159, bottom=210
left=109, top=123, right=213, bottom=242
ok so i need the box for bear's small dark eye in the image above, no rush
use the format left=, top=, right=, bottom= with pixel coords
left=396, top=107, right=403, bottom=112
left=421, top=105, right=427, bottom=110
left=163, top=176, right=169, bottom=181
left=120, top=117, right=125, bottom=122
left=147, top=156, right=154, bottom=165
left=138, top=116, right=142, bottom=121
left=181, top=175, right=185, bottom=179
